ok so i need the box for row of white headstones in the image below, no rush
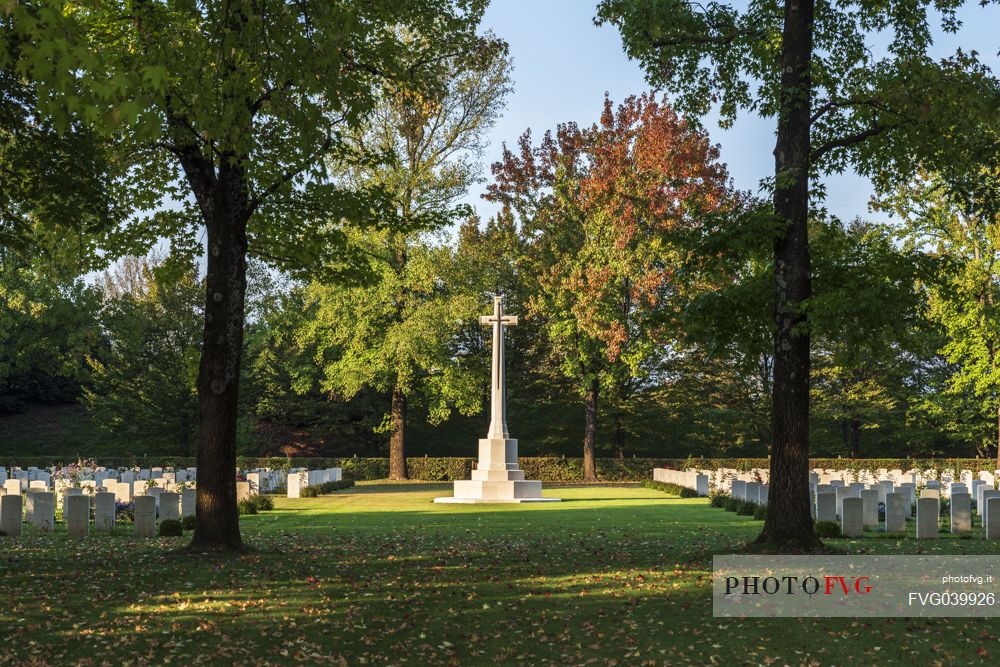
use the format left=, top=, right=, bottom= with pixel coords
left=0, top=466, right=339, bottom=538
left=654, top=467, right=1000, bottom=539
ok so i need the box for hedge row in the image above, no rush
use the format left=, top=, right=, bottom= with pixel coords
left=4, top=456, right=998, bottom=481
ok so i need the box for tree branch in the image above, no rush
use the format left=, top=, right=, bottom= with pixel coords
left=810, top=123, right=895, bottom=162
left=247, top=126, right=333, bottom=217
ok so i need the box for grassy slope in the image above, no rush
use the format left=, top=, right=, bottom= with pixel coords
left=2, top=485, right=998, bottom=666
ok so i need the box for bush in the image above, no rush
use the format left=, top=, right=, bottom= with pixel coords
left=724, top=497, right=740, bottom=512
left=300, top=479, right=356, bottom=498
left=115, top=501, right=134, bottom=523
left=709, top=493, right=729, bottom=508
left=737, top=500, right=756, bottom=516
left=237, top=499, right=258, bottom=515
left=181, top=514, right=196, bottom=530
left=255, top=494, right=274, bottom=511
left=642, top=479, right=699, bottom=497
left=753, top=504, right=768, bottom=520
left=815, top=521, right=841, bottom=538
left=159, top=519, right=183, bottom=537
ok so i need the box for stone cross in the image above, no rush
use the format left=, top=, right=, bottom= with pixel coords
left=480, top=295, right=518, bottom=440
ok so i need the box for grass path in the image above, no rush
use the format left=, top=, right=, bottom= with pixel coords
left=2, top=485, right=998, bottom=665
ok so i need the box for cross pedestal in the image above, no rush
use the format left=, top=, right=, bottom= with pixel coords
left=435, top=296, right=559, bottom=504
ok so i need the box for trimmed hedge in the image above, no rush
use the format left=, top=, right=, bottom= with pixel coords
left=4, top=456, right=998, bottom=482
left=300, top=479, right=356, bottom=498
left=641, top=479, right=699, bottom=498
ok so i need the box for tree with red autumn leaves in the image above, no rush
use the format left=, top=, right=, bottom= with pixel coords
left=487, top=93, right=742, bottom=480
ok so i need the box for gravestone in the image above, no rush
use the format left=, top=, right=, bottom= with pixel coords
left=745, top=482, right=761, bottom=504
left=898, top=483, right=916, bottom=510
left=133, top=496, right=156, bottom=538
left=181, top=487, right=196, bottom=517
left=758, top=484, right=768, bottom=505
left=146, top=486, right=164, bottom=507
left=236, top=482, right=251, bottom=502
left=982, top=490, right=1000, bottom=528
left=114, top=481, right=131, bottom=503
left=950, top=492, right=971, bottom=533
left=886, top=492, right=907, bottom=532
left=65, top=495, right=90, bottom=537
left=31, top=492, right=55, bottom=532
left=987, top=497, right=1000, bottom=541
left=3, top=479, right=20, bottom=496
left=860, top=489, right=879, bottom=527
left=978, top=483, right=995, bottom=515
left=916, top=497, right=939, bottom=539
left=835, top=485, right=858, bottom=519
left=971, top=480, right=985, bottom=508
left=816, top=492, right=837, bottom=522
left=731, top=480, right=747, bottom=501
left=920, top=488, right=940, bottom=500
left=877, top=480, right=893, bottom=504
left=841, top=497, right=864, bottom=537
left=159, top=492, right=180, bottom=522
left=246, top=473, right=264, bottom=495
left=94, top=492, right=116, bottom=532
left=287, top=471, right=309, bottom=499
left=0, top=494, right=22, bottom=536
left=24, top=489, right=40, bottom=524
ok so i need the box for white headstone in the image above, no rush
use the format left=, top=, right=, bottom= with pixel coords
left=916, top=497, right=939, bottom=539
left=94, top=492, right=116, bottom=532
left=65, top=495, right=90, bottom=538
left=841, top=497, right=864, bottom=537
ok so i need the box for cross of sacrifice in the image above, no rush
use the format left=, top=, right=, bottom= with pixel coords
left=480, top=295, right=518, bottom=440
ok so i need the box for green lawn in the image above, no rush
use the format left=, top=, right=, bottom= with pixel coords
left=3, top=484, right=999, bottom=666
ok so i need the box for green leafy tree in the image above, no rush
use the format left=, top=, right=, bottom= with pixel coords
left=488, top=94, right=738, bottom=480
left=83, top=257, right=202, bottom=455
left=888, top=171, right=1000, bottom=463
left=598, top=0, right=1000, bottom=549
left=809, top=219, right=926, bottom=457
left=301, top=39, right=509, bottom=479
left=0, top=262, right=102, bottom=412
left=302, top=231, right=482, bottom=475
left=11, top=0, right=492, bottom=549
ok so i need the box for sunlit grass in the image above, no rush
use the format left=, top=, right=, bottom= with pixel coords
left=1, top=485, right=999, bottom=665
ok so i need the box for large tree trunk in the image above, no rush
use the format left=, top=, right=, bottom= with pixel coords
left=583, top=378, right=598, bottom=482
left=756, top=0, right=821, bottom=551
left=389, top=386, right=408, bottom=480
left=995, top=403, right=999, bottom=470
left=190, top=164, right=248, bottom=551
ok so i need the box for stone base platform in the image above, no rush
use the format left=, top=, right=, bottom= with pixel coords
left=433, top=497, right=560, bottom=504
left=434, top=441, right=560, bottom=503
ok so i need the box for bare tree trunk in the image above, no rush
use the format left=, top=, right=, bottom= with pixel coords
left=756, top=0, right=821, bottom=551
left=583, top=378, right=598, bottom=482
left=190, top=163, right=248, bottom=551
left=389, top=386, right=408, bottom=480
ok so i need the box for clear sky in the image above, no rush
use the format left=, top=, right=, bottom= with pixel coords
left=464, top=0, right=1000, bottom=224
